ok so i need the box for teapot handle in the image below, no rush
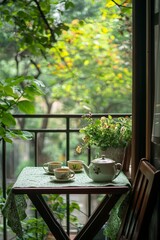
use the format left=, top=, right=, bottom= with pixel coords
left=114, top=163, right=122, bottom=178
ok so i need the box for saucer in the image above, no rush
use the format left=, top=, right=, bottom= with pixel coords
left=50, top=176, right=75, bottom=183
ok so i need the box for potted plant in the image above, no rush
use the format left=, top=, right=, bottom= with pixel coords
left=76, top=115, right=132, bottom=163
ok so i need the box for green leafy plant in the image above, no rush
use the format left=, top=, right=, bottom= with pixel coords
left=0, top=76, right=45, bottom=143
left=19, top=194, right=81, bottom=240
left=76, top=115, right=132, bottom=152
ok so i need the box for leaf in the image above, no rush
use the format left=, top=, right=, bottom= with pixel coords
left=1, top=112, right=16, bottom=127
left=4, top=86, right=17, bottom=98
left=65, top=1, right=74, bottom=10
left=70, top=202, right=80, bottom=212
left=0, top=126, right=6, bottom=136
left=5, top=76, right=26, bottom=86
left=17, top=100, right=35, bottom=114
left=79, top=20, right=84, bottom=26
left=34, top=80, right=45, bottom=88
left=24, top=85, right=44, bottom=99
left=106, top=1, right=115, bottom=8
left=84, top=60, right=90, bottom=66
left=9, top=130, right=33, bottom=140
left=59, top=23, right=69, bottom=31
left=3, top=136, right=13, bottom=143
left=101, top=27, right=108, bottom=33
left=20, top=131, right=33, bottom=140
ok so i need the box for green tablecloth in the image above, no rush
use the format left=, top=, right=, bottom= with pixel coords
left=2, top=167, right=130, bottom=238
left=12, top=166, right=130, bottom=187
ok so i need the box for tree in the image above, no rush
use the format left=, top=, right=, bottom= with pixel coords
left=0, top=0, right=74, bottom=143
left=0, top=0, right=132, bottom=158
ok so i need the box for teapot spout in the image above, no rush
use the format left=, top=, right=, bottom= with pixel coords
left=82, top=163, right=90, bottom=178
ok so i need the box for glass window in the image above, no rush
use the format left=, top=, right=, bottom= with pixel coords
left=152, top=1, right=160, bottom=144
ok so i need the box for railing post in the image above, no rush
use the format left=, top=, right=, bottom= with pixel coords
left=35, top=132, right=38, bottom=166
left=2, top=139, right=7, bottom=240
left=66, top=117, right=70, bottom=235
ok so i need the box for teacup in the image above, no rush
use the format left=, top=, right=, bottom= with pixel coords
left=54, top=168, right=75, bottom=180
left=67, top=160, right=83, bottom=172
left=43, top=161, right=62, bottom=173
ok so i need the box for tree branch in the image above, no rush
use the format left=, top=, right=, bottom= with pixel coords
left=33, top=0, right=56, bottom=43
left=30, top=59, right=42, bottom=78
left=15, top=53, right=20, bottom=76
left=31, top=1, right=77, bottom=80
left=111, top=0, right=132, bottom=9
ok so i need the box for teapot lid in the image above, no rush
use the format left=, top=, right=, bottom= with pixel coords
left=92, top=155, right=115, bottom=164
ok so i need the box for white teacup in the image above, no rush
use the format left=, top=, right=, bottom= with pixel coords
left=54, top=168, right=75, bottom=180
left=43, top=161, right=62, bottom=173
left=67, top=160, right=83, bottom=172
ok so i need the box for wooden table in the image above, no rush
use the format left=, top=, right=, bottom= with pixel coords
left=11, top=167, right=130, bottom=240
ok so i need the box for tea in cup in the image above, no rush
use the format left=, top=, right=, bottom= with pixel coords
left=54, top=168, right=75, bottom=180
left=67, top=160, right=83, bottom=172
left=43, top=161, right=62, bottom=173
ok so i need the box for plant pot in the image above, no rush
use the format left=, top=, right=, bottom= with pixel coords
left=101, top=147, right=125, bottom=163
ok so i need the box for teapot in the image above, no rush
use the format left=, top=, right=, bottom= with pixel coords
left=82, top=155, right=122, bottom=182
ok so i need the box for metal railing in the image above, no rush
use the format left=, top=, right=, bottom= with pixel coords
left=1, top=113, right=131, bottom=239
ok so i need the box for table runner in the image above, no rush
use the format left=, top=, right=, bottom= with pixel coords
left=12, top=167, right=130, bottom=188
left=2, top=167, right=130, bottom=238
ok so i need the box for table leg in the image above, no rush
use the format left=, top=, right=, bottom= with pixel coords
left=74, top=194, right=120, bottom=240
left=28, top=193, right=70, bottom=240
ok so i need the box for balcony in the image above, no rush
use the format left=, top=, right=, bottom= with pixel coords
left=0, top=113, right=131, bottom=239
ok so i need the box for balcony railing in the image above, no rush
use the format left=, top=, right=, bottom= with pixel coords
left=0, top=113, right=131, bottom=240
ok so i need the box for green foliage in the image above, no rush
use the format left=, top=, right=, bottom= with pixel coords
left=19, top=217, right=48, bottom=240
left=76, top=115, right=132, bottom=152
left=39, top=0, right=132, bottom=113
left=0, top=76, right=45, bottom=142
left=0, top=0, right=74, bottom=55
left=62, top=0, right=103, bottom=22
left=19, top=193, right=80, bottom=239
left=1, top=186, right=81, bottom=239
left=0, top=0, right=132, bottom=114
left=0, top=189, right=5, bottom=211
left=43, top=194, right=80, bottom=223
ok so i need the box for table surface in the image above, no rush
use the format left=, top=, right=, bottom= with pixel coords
left=12, top=167, right=130, bottom=194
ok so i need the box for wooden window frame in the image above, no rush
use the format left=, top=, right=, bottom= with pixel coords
left=132, top=0, right=155, bottom=177
left=132, top=0, right=147, bottom=178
